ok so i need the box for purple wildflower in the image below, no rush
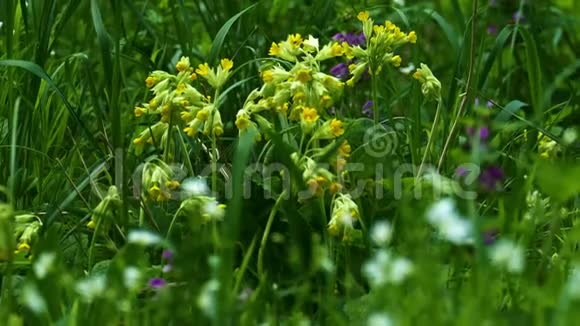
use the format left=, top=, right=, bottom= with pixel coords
left=162, top=249, right=173, bottom=260
left=148, top=277, right=167, bottom=289
left=487, top=24, right=498, bottom=35
left=467, top=126, right=490, bottom=142
left=332, top=32, right=365, bottom=46
left=362, top=100, right=374, bottom=118
left=330, top=63, right=349, bottom=79
left=513, top=11, right=524, bottom=22
left=486, top=100, right=494, bottom=108
left=483, top=229, right=498, bottom=245
left=479, top=165, right=504, bottom=191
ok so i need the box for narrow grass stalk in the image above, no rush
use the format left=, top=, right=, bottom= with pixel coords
left=416, top=97, right=442, bottom=180
left=257, top=190, right=287, bottom=278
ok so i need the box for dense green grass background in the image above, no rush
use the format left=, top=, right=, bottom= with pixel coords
left=1, top=0, right=579, bottom=324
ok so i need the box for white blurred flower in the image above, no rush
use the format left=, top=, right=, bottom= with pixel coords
left=562, top=128, right=577, bottom=145
left=203, top=198, right=225, bottom=221
left=21, top=284, right=46, bottom=314
left=363, top=250, right=413, bottom=287
left=371, top=220, right=393, bottom=246
left=198, top=279, right=220, bottom=319
left=566, top=264, right=580, bottom=298
left=124, top=267, right=141, bottom=290
left=34, top=252, right=56, bottom=279
left=426, top=198, right=474, bottom=245
left=399, top=62, right=415, bottom=75
left=76, top=275, right=106, bottom=302
left=489, top=239, right=525, bottom=274
left=303, top=35, right=319, bottom=51
left=389, top=257, right=413, bottom=284
left=181, top=177, right=209, bottom=197
left=127, top=229, right=162, bottom=246
left=367, top=312, right=394, bottom=326
left=393, top=0, right=405, bottom=6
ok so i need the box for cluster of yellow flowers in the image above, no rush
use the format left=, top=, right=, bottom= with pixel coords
left=327, top=193, right=361, bottom=243
left=344, top=11, right=417, bottom=86
left=133, top=57, right=234, bottom=157
left=87, top=186, right=122, bottom=230
left=140, top=159, right=181, bottom=202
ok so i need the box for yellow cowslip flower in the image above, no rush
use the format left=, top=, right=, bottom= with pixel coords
left=261, top=70, right=274, bottom=83
left=213, top=125, right=224, bottom=136
left=330, top=119, right=344, bottom=137
left=87, top=220, right=96, bottom=229
left=407, top=31, right=417, bottom=43
left=166, top=180, right=180, bottom=190
left=357, top=11, right=369, bottom=22
left=293, top=92, right=306, bottom=103
left=288, top=33, right=303, bottom=48
left=148, top=184, right=162, bottom=199
left=330, top=42, right=343, bottom=56
left=196, top=63, right=211, bottom=76
left=235, top=111, right=251, bottom=130
left=277, top=103, right=289, bottom=114
left=391, top=55, right=402, bottom=67
left=342, top=42, right=354, bottom=59
left=301, top=107, right=319, bottom=123
left=190, top=73, right=198, bottom=80
left=320, top=95, right=332, bottom=108
left=339, top=141, right=351, bottom=158
left=134, top=107, right=146, bottom=117
left=148, top=98, right=158, bottom=110
left=269, top=42, right=281, bottom=56
left=176, top=83, right=187, bottom=95
left=221, top=58, right=234, bottom=72
left=385, top=20, right=396, bottom=31
left=176, top=56, right=190, bottom=72
left=196, top=107, right=210, bottom=121
left=296, top=69, right=312, bottom=83
left=184, top=126, right=195, bottom=137
left=180, top=111, right=193, bottom=122
left=133, top=137, right=144, bottom=145
left=329, top=182, right=342, bottom=194
left=145, top=76, right=158, bottom=88
left=17, top=242, right=31, bottom=252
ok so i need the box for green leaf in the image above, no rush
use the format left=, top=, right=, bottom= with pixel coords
left=208, top=3, right=257, bottom=64
left=536, top=161, right=580, bottom=202
left=493, top=100, right=528, bottom=123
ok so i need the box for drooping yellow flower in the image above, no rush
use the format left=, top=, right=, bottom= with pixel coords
left=330, top=119, right=344, bottom=137
left=329, top=182, right=342, bottom=194
left=269, top=42, right=281, bottom=56
left=301, top=107, right=319, bottom=123
left=145, top=76, right=158, bottom=88
left=180, top=111, right=193, bottom=122
left=196, top=108, right=210, bottom=121
left=133, top=137, right=144, bottom=145
left=196, top=63, right=211, bottom=76
left=261, top=70, right=274, bottom=83
left=221, top=58, right=234, bottom=72
left=176, top=56, right=190, bottom=72
left=357, top=11, right=370, bottom=22
left=134, top=107, right=146, bottom=117
left=17, top=242, right=31, bottom=252
left=176, top=82, right=187, bottom=95
left=339, top=141, right=351, bottom=158
left=190, top=73, right=198, bottom=80
left=407, top=31, right=417, bottom=43
left=166, top=180, right=180, bottom=190
left=391, top=55, right=402, bottom=67
left=184, top=126, right=195, bottom=137
left=87, top=220, right=96, bottom=229
left=296, top=69, right=312, bottom=83
left=330, top=42, right=344, bottom=56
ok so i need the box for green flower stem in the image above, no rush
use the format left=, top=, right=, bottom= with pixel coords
left=416, top=97, right=442, bottom=180
left=87, top=217, right=103, bottom=270
left=257, top=190, right=287, bottom=278
left=371, top=68, right=380, bottom=125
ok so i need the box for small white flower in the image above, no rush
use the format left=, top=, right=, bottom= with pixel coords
left=426, top=198, right=474, bottom=245
left=399, top=62, right=415, bottom=75
left=562, top=128, right=577, bottom=145
left=33, top=252, right=56, bottom=279
left=362, top=250, right=391, bottom=287
left=127, top=229, right=162, bottom=246
left=21, top=284, right=46, bottom=314
left=438, top=216, right=474, bottom=245
left=303, top=35, right=319, bottom=51
left=203, top=198, right=225, bottom=221
left=489, top=239, right=525, bottom=274
left=371, top=220, right=393, bottom=246
left=76, top=275, right=106, bottom=302
left=181, top=177, right=210, bottom=197
left=566, top=264, right=580, bottom=299
left=367, top=312, right=394, bottom=326
left=197, top=279, right=220, bottom=319
left=389, top=257, right=413, bottom=284
left=124, top=267, right=141, bottom=290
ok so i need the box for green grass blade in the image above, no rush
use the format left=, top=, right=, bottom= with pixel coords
left=208, top=3, right=257, bottom=64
